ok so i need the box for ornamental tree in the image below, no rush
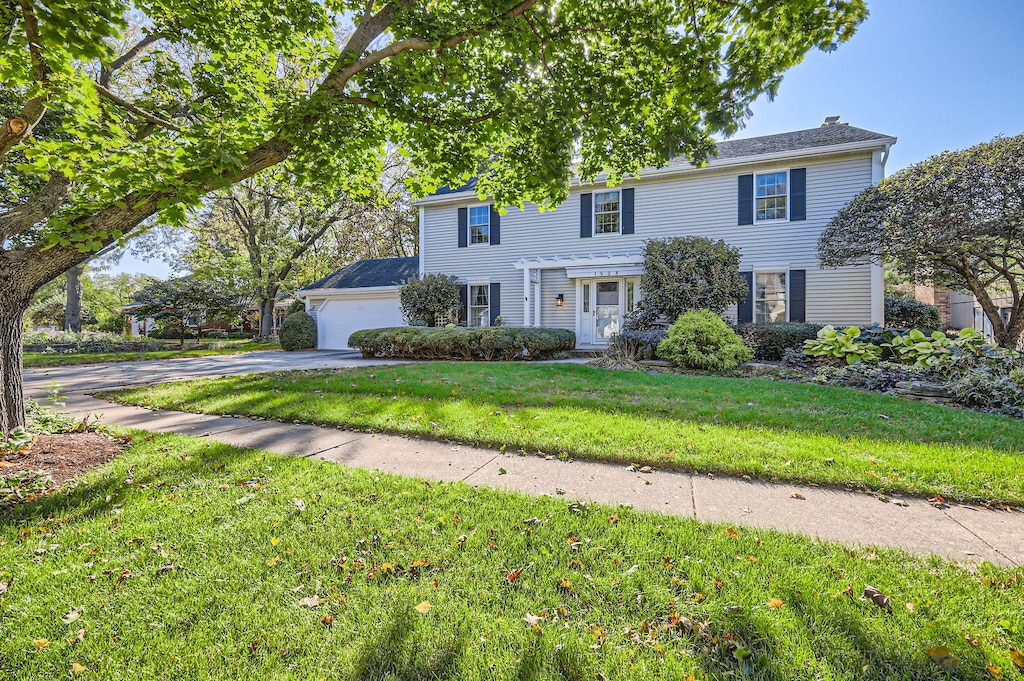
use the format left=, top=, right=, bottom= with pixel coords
left=819, top=134, right=1024, bottom=348
left=629, top=236, right=747, bottom=328
left=131, top=277, right=248, bottom=345
left=0, top=0, right=867, bottom=434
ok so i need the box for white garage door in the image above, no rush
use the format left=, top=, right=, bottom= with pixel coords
left=315, top=291, right=405, bottom=350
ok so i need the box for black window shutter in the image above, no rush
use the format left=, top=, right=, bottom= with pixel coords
left=789, top=269, right=806, bottom=322
left=457, top=208, right=468, bottom=248
left=790, top=168, right=806, bottom=221
left=737, top=271, right=754, bottom=324
left=738, top=175, right=754, bottom=225
left=580, top=193, right=593, bottom=238
left=621, top=188, right=635, bottom=234
left=457, top=284, right=468, bottom=326
left=489, top=282, right=501, bottom=326
left=489, top=205, right=500, bottom=245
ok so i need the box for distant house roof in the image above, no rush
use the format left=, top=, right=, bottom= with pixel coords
left=425, top=122, right=895, bottom=198
left=300, top=257, right=418, bottom=291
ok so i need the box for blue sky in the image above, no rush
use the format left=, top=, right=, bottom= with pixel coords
left=112, top=0, right=1024, bottom=277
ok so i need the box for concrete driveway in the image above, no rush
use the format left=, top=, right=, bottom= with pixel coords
left=24, top=350, right=403, bottom=397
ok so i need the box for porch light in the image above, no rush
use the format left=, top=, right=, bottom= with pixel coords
left=555, top=294, right=565, bottom=307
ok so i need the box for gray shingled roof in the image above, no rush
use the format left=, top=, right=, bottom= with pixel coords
left=301, top=257, right=418, bottom=291
left=428, top=123, right=894, bottom=197
left=692, top=124, right=894, bottom=163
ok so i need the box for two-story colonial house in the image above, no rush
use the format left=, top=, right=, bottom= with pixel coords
left=301, top=118, right=896, bottom=350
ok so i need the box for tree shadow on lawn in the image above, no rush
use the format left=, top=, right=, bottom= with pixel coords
left=114, top=379, right=1024, bottom=504
left=0, top=435, right=262, bottom=529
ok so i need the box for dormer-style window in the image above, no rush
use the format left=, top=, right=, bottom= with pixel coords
left=469, top=206, right=490, bottom=244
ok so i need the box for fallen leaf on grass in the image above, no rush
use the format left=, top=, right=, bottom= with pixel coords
left=61, top=608, right=82, bottom=624
left=298, top=595, right=322, bottom=608
left=767, top=598, right=784, bottom=610
left=33, top=638, right=50, bottom=651
left=926, top=646, right=959, bottom=669
left=905, top=602, right=915, bottom=613
left=987, top=663, right=1003, bottom=679
left=505, top=568, right=524, bottom=584
left=414, top=601, right=432, bottom=614
left=861, top=585, right=892, bottom=612
left=292, top=498, right=305, bottom=512
left=1010, top=649, right=1024, bottom=670
left=70, top=629, right=86, bottom=644
left=523, top=612, right=543, bottom=627
left=236, top=494, right=255, bottom=505
left=270, top=537, right=281, bottom=546
left=71, top=663, right=86, bottom=675
left=267, top=555, right=281, bottom=567
left=723, top=527, right=742, bottom=539
left=0, top=581, right=8, bottom=595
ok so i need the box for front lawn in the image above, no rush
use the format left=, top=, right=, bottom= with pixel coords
left=1, top=433, right=1021, bottom=679
left=105, top=363, right=1024, bottom=504
left=23, top=339, right=280, bottom=368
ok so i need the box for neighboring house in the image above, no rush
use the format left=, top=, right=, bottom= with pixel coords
left=915, top=284, right=1014, bottom=339
left=305, top=118, right=896, bottom=350
left=299, top=257, right=419, bottom=350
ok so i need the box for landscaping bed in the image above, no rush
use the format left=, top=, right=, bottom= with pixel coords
left=104, top=363, right=1024, bottom=505
left=1, top=432, right=1021, bottom=679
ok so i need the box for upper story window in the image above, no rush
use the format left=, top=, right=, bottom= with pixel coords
left=755, top=171, right=788, bottom=222
left=469, top=206, right=490, bottom=244
left=468, top=284, right=490, bottom=327
left=594, top=191, right=621, bottom=234
left=755, top=272, right=787, bottom=323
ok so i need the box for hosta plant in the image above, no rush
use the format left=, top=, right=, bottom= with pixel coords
left=803, top=326, right=882, bottom=365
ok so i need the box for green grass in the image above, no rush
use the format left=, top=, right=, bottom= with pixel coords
left=1, top=433, right=1021, bottom=679
left=105, top=363, right=1024, bottom=505
left=23, top=339, right=280, bottom=368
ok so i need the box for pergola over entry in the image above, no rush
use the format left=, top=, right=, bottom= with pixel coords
left=513, top=250, right=644, bottom=327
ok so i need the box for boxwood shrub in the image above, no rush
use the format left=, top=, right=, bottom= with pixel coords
left=280, top=311, right=317, bottom=351
left=348, top=326, right=575, bottom=360
left=736, top=322, right=825, bottom=361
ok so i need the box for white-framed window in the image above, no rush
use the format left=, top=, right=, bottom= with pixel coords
left=469, top=205, right=490, bottom=244
left=469, top=284, right=490, bottom=327
left=755, top=272, right=787, bottom=323
left=593, top=191, right=621, bottom=234
left=755, top=171, right=788, bottom=222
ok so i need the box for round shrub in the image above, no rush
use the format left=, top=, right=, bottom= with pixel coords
left=885, top=295, right=941, bottom=330
left=657, top=310, right=753, bottom=372
left=280, top=311, right=317, bottom=351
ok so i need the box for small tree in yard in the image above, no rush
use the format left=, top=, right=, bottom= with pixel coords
left=820, top=134, right=1024, bottom=348
left=630, top=237, right=747, bottom=329
left=400, top=274, right=460, bottom=327
left=0, top=0, right=868, bottom=434
left=132, top=278, right=246, bottom=345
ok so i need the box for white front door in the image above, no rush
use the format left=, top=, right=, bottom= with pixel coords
left=578, top=277, right=640, bottom=345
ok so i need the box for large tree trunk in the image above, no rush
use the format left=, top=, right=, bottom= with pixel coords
left=259, top=297, right=276, bottom=337
left=0, top=297, right=27, bottom=437
left=64, top=264, right=83, bottom=332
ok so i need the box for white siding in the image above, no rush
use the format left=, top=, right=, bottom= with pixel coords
left=421, top=151, right=879, bottom=330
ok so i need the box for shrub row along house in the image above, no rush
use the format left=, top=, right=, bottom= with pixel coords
left=300, top=118, right=896, bottom=350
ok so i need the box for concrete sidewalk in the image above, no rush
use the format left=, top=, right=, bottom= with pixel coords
left=56, top=391, right=1024, bottom=567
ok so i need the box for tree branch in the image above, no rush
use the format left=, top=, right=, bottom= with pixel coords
left=100, top=32, right=163, bottom=87
left=93, top=82, right=183, bottom=132
left=343, top=96, right=502, bottom=126
left=0, top=172, right=72, bottom=241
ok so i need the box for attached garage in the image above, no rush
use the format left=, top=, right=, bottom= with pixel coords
left=299, top=257, right=417, bottom=350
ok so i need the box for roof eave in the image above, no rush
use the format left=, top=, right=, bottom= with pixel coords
left=413, top=137, right=897, bottom=207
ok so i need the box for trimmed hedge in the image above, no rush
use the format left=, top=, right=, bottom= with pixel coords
left=885, top=295, right=941, bottom=330
left=736, top=322, right=825, bottom=361
left=348, top=326, right=575, bottom=361
left=280, top=311, right=317, bottom=351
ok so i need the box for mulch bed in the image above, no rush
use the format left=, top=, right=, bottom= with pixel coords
left=1, top=432, right=126, bottom=485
